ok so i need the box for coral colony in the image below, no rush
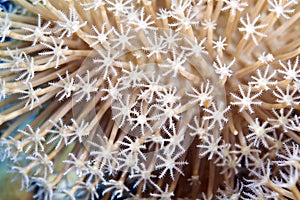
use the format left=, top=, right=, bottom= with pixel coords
left=1, top=0, right=300, bottom=199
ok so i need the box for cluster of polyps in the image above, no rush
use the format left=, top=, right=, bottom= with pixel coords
left=0, top=0, right=300, bottom=199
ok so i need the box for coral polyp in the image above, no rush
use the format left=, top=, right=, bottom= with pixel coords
left=0, top=0, right=300, bottom=199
